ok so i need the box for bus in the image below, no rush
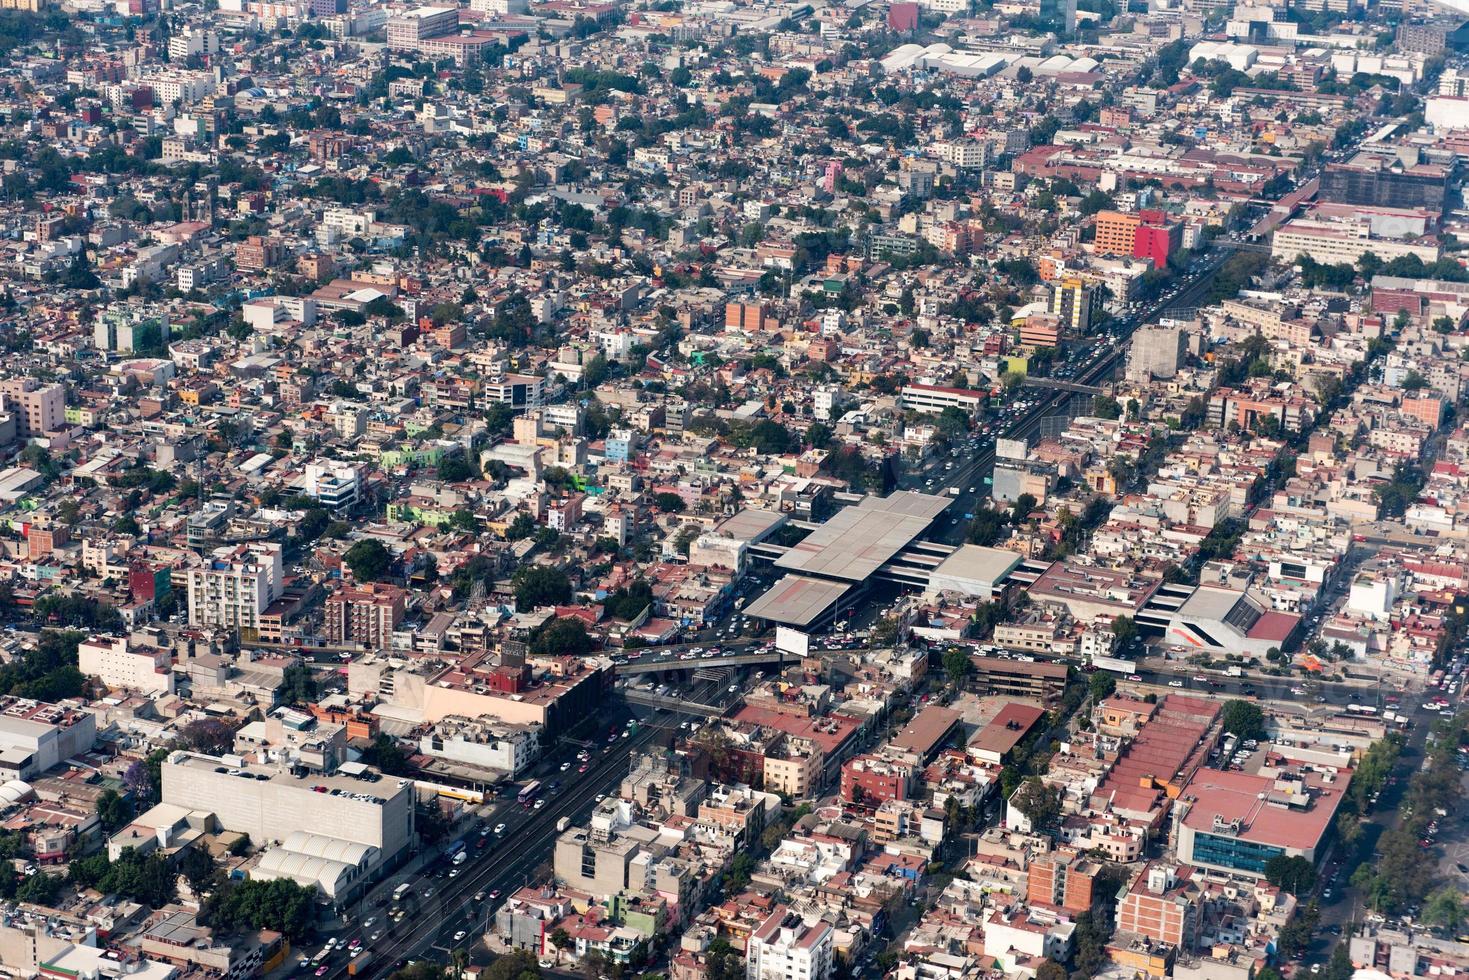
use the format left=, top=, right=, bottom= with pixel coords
left=445, top=839, right=466, bottom=860
left=1346, top=704, right=1379, bottom=716
left=518, top=780, right=542, bottom=805
left=393, top=882, right=412, bottom=903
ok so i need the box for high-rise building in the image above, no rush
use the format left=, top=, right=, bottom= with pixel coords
left=0, top=378, right=64, bottom=438
left=1115, top=864, right=1201, bottom=947
left=1028, top=853, right=1103, bottom=914
left=1127, top=324, right=1186, bottom=381
left=1094, top=210, right=1142, bottom=257
left=1049, top=278, right=1097, bottom=334
left=186, top=543, right=284, bottom=635
left=324, top=583, right=406, bottom=649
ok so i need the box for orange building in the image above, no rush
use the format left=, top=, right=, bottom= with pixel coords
left=1115, top=863, right=1200, bottom=948
left=1027, top=852, right=1102, bottom=914
left=1094, top=210, right=1142, bottom=257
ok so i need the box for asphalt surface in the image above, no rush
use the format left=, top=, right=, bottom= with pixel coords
left=902, top=244, right=1239, bottom=543
left=306, top=677, right=727, bottom=980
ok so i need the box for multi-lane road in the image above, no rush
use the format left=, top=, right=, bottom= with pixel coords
left=309, top=676, right=727, bottom=980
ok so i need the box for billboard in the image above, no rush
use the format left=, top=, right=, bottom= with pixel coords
left=775, top=626, right=810, bottom=658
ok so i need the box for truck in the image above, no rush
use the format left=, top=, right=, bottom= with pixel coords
left=947, top=486, right=960, bottom=497
left=452, top=850, right=467, bottom=866
left=393, top=882, right=412, bottom=903
left=1224, top=665, right=1242, bottom=677
left=557, top=816, right=571, bottom=832
left=348, top=953, right=374, bottom=976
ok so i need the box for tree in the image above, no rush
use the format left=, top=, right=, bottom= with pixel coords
left=1220, top=699, right=1266, bottom=741
left=1088, top=671, right=1117, bottom=702
left=943, top=648, right=970, bottom=688
left=1034, top=962, right=1065, bottom=980
left=531, top=617, right=593, bottom=656
left=654, top=492, right=686, bottom=513
left=550, top=928, right=573, bottom=952
left=1424, top=887, right=1466, bottom=935
left=1011, top=493, right=1037, bottom=523
left=280, top=663, right=317, bottom=705
left=480, top=952, right=540, bottom=980
left=96, top=789, right=133, bottom=832
left=1264, top=854, right=1317, bottom=895
left=513, top=566, right=572, bottom=611
left=179, top=718, right=235, bottom=755
left=1111, top=614, right=1137, bottom=651
left=360, top=733, right=411, bottom=776
left=1010, top=776, right=1062, bottom=832
left=200, top=877, right=316, bottom=939
left=343, top=539, right=392, bottom=582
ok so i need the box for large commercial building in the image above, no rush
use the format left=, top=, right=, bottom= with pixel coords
left=0, top=697, right=96, bottom=780
left=385, top=5, right=458, bottom=49
left=1094, top=210, right=1181, bottom=268
left=1320, top=154, right=1449, bottom=211
left=186, top=543, right=284, bottom=636
left=746, top=907, right=834, bottom=980
left=348, top=652, right=613, bottom=738
left=1174, top=768, right=1345, bottom=877
left=1162, top=586, right=1300, bottom=658
left=161, top=751, right=414, bottom=897
left=1271, top=216, right=1441, bottom=267
left=899, top=383, right=987, bottom=415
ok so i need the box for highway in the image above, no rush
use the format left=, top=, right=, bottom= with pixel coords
left=902, top=242, right=1240, bottom=546
left=309, top=676, right=727, bottom=980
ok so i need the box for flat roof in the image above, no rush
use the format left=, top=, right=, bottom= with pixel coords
left=890, top=705, right=963, bottom=757
left=715, top=508, right=788, bottom=544
left=774, top=492, right=950, bottom=582
left=1181, top=768, right=1344, bottom=852
left=930, top=545, right=1023, bottom=595
left=743, top=574, right=852, bottom=627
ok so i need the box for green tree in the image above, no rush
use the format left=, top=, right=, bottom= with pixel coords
left=96, top=789, right=133, bottom=832
left=1088, top=671, right=1117, bottom=702
left=1034, top=961, right=1067, bottom=980
left=654, top=492, right=686, bottom=513
left=531, top=617, right=593, bottom=656
left=1264, top=854, right=1317, bottom=895
left=1111, top=614, right=1137, bottom=651
left=1424, top=887, right=1467, bottom=935
left=513, top=566, right=573, bottom=611
left=1010, top=776, right=1062, bottom=831
left=943, top=648, right=970, bottom=688
left=1220, top=699, right=1266, bottom=741
left=343, top=539, right=392, bottom=581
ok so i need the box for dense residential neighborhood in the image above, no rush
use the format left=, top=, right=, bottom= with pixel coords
left=0, top=0, right=1464, bottom=978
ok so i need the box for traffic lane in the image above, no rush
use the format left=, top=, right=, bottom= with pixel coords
left=348, top=727, right=659, bottom=980
left=359, top=683, right=721, bottom=979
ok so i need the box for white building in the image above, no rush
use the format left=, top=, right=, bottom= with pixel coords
left=186, top=543, right=283, bottom=634
left=77, top=636, right=175, bottom=694
left=300, top=463, right=360, bottom=514
left=418, top=716, right=541, bottom=775
left=0, top=697, right=97, bottom=780
left=746, top=907, right=833, bottom=980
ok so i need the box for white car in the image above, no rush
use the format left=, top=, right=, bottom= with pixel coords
left=454, top=931, right=467, bottom=942
left=1168, top=680, right=1184, bottom=688
left=533, top=798, right=546, bottom=810
left=494, top=823, right=506, bottom=834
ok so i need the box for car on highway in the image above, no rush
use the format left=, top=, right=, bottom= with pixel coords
left=1168, top=680, right=1184, bottom=687
left=533, top=798, right=546, bottom=809
left=1127, top=674, right=1142, bottom=681
left=494, top=823, right=506, bottom=834
left=316, top=968, right=329, bottom=977
left=454, top=931, right=467, bottom=942
left=489, top=889, right=501, bottom=900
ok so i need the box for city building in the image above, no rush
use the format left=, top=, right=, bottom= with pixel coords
left=324, top=583, right=407, bottom=649
left=746, top=907, right=834, bottom=980
left=185, top=543, right=284, bottom=636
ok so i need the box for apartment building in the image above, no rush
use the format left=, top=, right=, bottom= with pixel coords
left=0, top=378, right=64, bottom=438
left=746, top=907, right=834, bottom=980
left=77, top=635, right=175, bottom=694
left=324, top=583, right=407, bottom=649
left=185, top=543, right=284, bottom=636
